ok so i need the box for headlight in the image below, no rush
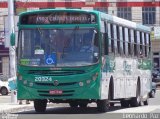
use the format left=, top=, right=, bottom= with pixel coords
left=23, top=80, right=27, bottom=85
left=23, top=80, right=34, bottom=87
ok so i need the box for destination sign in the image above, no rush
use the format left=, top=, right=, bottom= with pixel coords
left=20, top=12, right=96, bottom=24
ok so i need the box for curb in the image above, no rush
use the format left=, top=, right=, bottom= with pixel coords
left=0, top=104, right=34, bottom=114
left=0, top=103, right=68, bottom=114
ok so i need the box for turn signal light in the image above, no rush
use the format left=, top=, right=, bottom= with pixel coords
left=92, top=72, right=98, bottom=81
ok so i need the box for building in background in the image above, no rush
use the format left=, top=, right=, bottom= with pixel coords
left=0, top=0, right=160, bottom=77
left=0, top=14, right=9, bottom=78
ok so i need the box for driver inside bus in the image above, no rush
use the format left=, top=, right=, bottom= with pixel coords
left=80, top=29, right=98, bottom=53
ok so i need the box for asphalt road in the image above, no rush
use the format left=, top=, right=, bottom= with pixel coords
left=0, top=90, right=160, bottom=119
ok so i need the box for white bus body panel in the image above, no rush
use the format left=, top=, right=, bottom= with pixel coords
left=100, top=57, right=151, bottom=100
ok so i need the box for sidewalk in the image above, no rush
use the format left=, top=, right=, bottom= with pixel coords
left=0, top=102, right=66, bottom=114
left=0, top=102, right=34, bottom=113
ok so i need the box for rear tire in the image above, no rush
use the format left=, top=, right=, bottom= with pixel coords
left=110, top=102, right=114, bottom=107
left=144, top=99, right=149, bottom=105
left=121, top=100, right=129, bottom=108
left=34, top=99, right=47, bottom=113
left=97, top=99, right=109, bottom=112
left=130, top=82, right=141, bottom=107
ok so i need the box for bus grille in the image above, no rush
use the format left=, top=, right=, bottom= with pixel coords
left=35, top=82, right=77, bottom=86
left=28, top=70, right=85, bottom=76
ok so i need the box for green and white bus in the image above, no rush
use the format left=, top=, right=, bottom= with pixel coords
left=17, top=9, right=152, bottom=112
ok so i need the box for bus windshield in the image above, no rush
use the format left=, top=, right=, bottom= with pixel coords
left=18, top=28, right=99, bottom=67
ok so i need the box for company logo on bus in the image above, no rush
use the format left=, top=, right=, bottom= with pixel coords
left=53, top=80, right=59, bottom=86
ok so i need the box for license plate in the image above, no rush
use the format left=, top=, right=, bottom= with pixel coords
left=49, top=90, right=63, bottom=94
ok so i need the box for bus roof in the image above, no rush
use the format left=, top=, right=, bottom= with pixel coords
left=19, top=9, right=151, bottom=32
left=99, top=12, right=151, bottom=32
left=19, top=8, right=99, bottom=16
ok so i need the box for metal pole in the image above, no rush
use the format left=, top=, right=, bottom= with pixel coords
left=8, top=0, right=17, bottom=104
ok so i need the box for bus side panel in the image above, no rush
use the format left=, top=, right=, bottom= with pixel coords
left=114, top=57, right=138, bottom=99
left=100, top=72, right=110, bottom=99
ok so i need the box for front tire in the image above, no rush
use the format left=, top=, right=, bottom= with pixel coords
left=79, top=103, right=88, bottom=108
left=97, top=99, right=109, bottom=112
left=69, top=102, right=78, bottom=107
left=121, top=100, right=129, bottom=108
left=34, top=99, right=47, bottom=113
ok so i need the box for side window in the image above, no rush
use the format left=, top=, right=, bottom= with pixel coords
left=102, top=33, right=106, bottom=55
left=137, top=31, right=140, bottom=57
left=119, top=26, right=123, bottom=55
left=101, top=21, right=107, bottom=55
left=125, top=27, right=128, bottom=56
left=122, top=27, right=125, bottom=55
left=146, top=33, right=151, bottom=57
left=139, top=32, right=143, bottom=56
left=134, top=30, right=137, bottom=56
left=149, top=34, right=151, bottom=56
left=128, top=29, right=132, bottom=56
left=113, top=24, right=117, bottom=54
left=144, top=33, right=147, bottom=57
left=142, top=32, right=145, bottom=57
left=130, top=29, right=134, bottom=57
left=110, top=24, right=114, bottom=53
left=117, top=25, right=121, bottom=55
left=107, top=23, right=112, bottom=53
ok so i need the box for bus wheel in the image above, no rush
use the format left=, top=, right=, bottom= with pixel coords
left=34, top=99, right=47, bottom=113
left=130, top=83, right=141, bottom=107
left=69, top=102, right=78, bottom=107
left=110, top=102, right=114, bottom=107
left=144, top=98, right=149, bottom=105
left=97, top=99, right=109, bottom=112
left=120, top=100, right=129, bottom=108
left=149, top=90, right=155, bottom=98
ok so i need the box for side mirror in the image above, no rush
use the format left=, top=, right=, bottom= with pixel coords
left=10, top=32, right=15, bottom=46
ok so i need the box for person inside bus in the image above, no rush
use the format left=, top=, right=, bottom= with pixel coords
left=43, top=30, right=53, bottom=54
left=55, top=30, right=68, bottom=59
left=80, top=29, right=98, bottom=53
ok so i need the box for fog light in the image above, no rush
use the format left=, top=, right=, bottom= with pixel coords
left=86, top=80, right=91, bottom=84
left=29, top=82, right=33, bottom=87
left=79, top=82, right=84, bottom=86
left=23, top=80, right=27, bottom=85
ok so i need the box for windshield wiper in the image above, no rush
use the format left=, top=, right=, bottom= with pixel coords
left=38, top=28, right=43, bottom=36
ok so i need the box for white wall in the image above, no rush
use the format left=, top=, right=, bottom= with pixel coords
left=132, top=7, right=142, bottom=23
